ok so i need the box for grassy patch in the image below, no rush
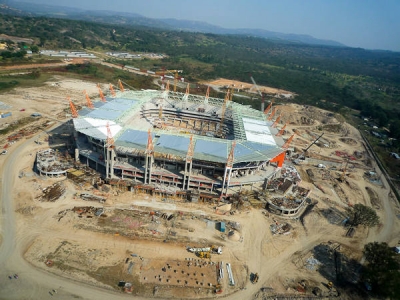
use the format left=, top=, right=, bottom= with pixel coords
left=0, top=117, right=37, bottom=135
left=0, top=72, right=52, bottom=92
left=87, top=262, right=140, bottom=292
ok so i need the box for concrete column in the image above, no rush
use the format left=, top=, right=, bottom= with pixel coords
left=187, top=161, right=192, bottom=190
left=75, top=148, right=79, bottom=162
left=183, top=162, right=188, bottom=189
left=225, top=168, right=233, bottom=195
left=221, top=165, right=228, bottom=195
left=144, top=156, right=149, bottom=184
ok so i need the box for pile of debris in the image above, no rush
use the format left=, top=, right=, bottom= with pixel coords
left=80, top=193, right=106, bottom=203
left=270, top=222, right=291, bottom=235
left=269, top=197, right=304, bottom=210
left=36, top=149, right=73, bottom=174
left=72, top=206, right=103, bottom=217
left=281, top=166, right=301, bottom=183
left=305, top=256, right=321, bottom=271
left=39, top=182, right=65, bottom=202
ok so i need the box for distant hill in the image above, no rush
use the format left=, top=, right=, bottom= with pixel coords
left=159, top=19, right=345, bottom=47
left=0, top=0, right=345, bottom=47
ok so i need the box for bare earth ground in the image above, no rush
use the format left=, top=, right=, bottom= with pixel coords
left=202, top=78, right=293, bottom=95
left=0, top=76, right=399, bottom=299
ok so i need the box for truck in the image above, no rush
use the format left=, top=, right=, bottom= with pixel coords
left=211, top=245, right=222, bottom=254
left=250, top=272, right=259, bottom=284
left=188, top=247, right=210, bottom=253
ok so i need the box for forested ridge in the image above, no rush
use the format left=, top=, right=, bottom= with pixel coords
left=1, top=14, right=400, bottom=141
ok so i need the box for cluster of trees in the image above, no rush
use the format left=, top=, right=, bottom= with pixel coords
left=346, top=204, right=379, bottom=228
left=1, top=14, right=399, bottom=136
left=0, top=49, right=26, bottom=59
left=362, top=242, right=400, bottom=298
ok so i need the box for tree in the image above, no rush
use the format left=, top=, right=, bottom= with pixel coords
left=30, top=45, right=39, bottom=53
left=389, top=119, right=400, bottom=140
left=362, top=242, right=400, bottom=298
left=346, top=204, right=379, bottom=227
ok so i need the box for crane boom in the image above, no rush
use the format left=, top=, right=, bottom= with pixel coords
left=304, top=133, right=324, bottom=153
left=218, top=89, right=230, bottom=137
left=250, top=75, right=265, bottom=111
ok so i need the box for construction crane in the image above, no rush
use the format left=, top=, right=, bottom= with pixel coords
left=205, top=86, right=210, bottom=104
left=97, top=84, right=106, bottom=102
left=249, top=74, right=265, bottom=111
left=118, top=79, right=125, bottom=92
left=217, top=89, right=230, bottom=137
left=67, top=96, right=78, bottom=118
left=109, top=83, right=116, bottom=97
left=155, top=69, right=183, bottom=92
left=302, top=133, right=324, bottom=155
left=159, top=81, right=170, bottom=119
left=83, top=90, right=94, bottom=109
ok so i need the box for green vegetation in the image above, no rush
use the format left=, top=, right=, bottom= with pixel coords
left=362, top=242, right=400, bottom=299
left=0, top=116, right=36, bottom=135
left=346, top=204, right=379, bottom=227
left=0, top=70, right=50, bottom=93
left=0, top=13, right=399, bottom=177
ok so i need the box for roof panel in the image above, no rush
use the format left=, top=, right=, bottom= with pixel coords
left=194, top=139, right=228, bottom=162
left=100, top=100, right=134, bottom=112
left=83, top=109, right=121, bottom=121
left=116, top=129, right=150, bottom=147
left=234, top=143, right=254, bottom=158
left=73, top=118, right=121, bottom=140
left=242, top=117, right=276, bottom=146
left=156, top=135, right=190, bottom=152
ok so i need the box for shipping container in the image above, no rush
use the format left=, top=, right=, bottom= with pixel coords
left=1, top=112, right=12, bottom=118
left=219, top=222, right=226, bottom=232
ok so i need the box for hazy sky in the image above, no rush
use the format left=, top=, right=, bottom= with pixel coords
left=17, top=0, right=400, bottom=51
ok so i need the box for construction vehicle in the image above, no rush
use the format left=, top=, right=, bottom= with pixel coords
left=250, top=272, right=259, bottom=283
left=187, top=247, right=211, bottom=253
left=155, top=69, right=183, bottom=92
left=215, top=284, right=223, bottom=294
left=197, top=251, right=211, bottom=259
left=211, top=245, right=222, bottom=254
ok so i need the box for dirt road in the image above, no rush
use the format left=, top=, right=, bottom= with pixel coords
left=0, top=62, right=67, bottom=71
left=0, top=135, right=144, bottom=300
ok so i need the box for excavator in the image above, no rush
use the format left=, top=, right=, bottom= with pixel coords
left=197, top=251, right=211, bottom=259
left=250, top=272, right=259, bottom=283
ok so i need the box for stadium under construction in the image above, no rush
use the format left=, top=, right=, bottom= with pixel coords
left=72, top=83, right=291, bottom=199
